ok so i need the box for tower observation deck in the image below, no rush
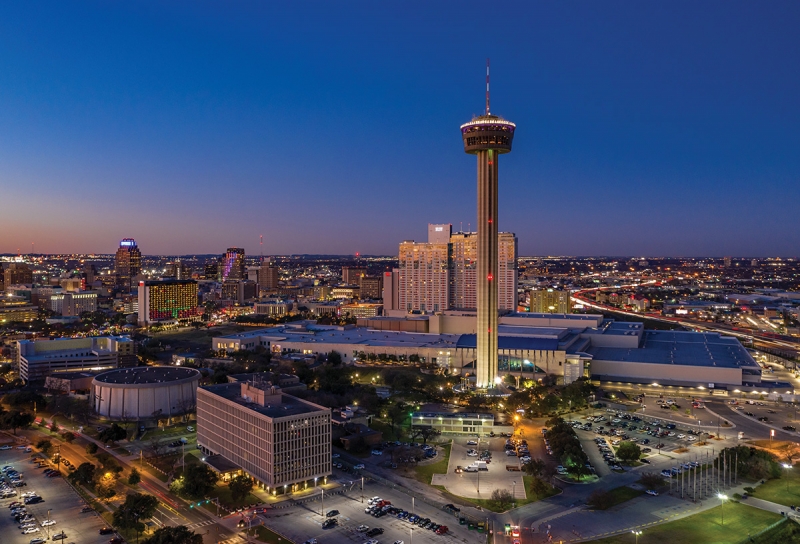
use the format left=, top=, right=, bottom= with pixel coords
left=460, top=63, right=515, bottom=389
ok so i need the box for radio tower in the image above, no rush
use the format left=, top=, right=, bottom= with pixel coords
left=460, top=59, right=516, bottom=389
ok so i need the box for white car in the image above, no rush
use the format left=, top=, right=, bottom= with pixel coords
left=646, top=490, right=659, bottom=496
left=357, top=525, right=370, bottom=532
left=0, top=445, right=12, bottom=450
left=466, top=450, right=478, bottom=457
left=354, top=464, right=365, bottom=470
left=466, top=440, right=478, bottom=446
left=364, top=540, right=379, bottom=544
left=41, top=520, right=56, bottom=527
left=677, top=434, right=686, bottom=439
left=371, top=450, right=383, bottom=456
left=23, top=527, right=40, bottom=534
left=687, top=436, right=697, bottom=442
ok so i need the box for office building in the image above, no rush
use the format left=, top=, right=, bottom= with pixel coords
left=341, top=267, right=366, bottom=285
left=16, top=335, right=135, bottom=382
left=340, top=303, right=382, bottom=319
left=222, top=280, right=258, bottom=304
left=50, top=291, right=98, bottom=316
left=252, top=262, right=280, bottom=291
left=460, top=62, right=516, bottom=388
left=0, top=301, right=38, bottom=323
left=4, top=263, right=33, bottom=286
left=114, top=238, right=142, bottom=292
left=203, top=260, right=219, bottom=280
left=528, top=289, right=571, bottom=314
left=165, top=260, right=191, bottom=280
left=197, top=380, right=331, bottom=493
left=138, top=279, right=201, bottom=325
left=382, top=270, right=399, bottom=311
left=358, top=275, right=383, bottom=300
left=221, top=248, right=245, bottom=281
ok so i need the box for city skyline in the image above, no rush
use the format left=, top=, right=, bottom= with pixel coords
left=1, top=2, right=799, bottom=257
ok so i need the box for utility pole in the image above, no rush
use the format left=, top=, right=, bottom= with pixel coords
left=361, top=477, right=364, bottom=503
left=320, top=488, right=324, bottom=518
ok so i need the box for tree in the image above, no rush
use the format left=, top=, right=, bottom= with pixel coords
left=99, top=423, right=127, bottom=443
left=142, top=525, right=203, bottom=544
left=410, top=425, right=440, bottom=445
left=95, top=475, right=117, bottom=499
left=145, top=436, right=168, bottom=457
left=587, top=489, right=614, bottom=510
left=36, top=439, right=52, bottom=455
left=69, top=462, right=96, bottom=486
left=523, top=458, right=546, bottom=478
left=128, top=468, right=141, bottom=486
left=86, top=442, right=99, bottom=455
left=1, top=410, right=34, bottom=435
left=113, top=492, right=159, bottom=541
left=177, top=397, right=196, bottom=423
left=639, top=472, right=665, bottom=489
left=489, top=488, right=514, bottom=510
left=180, top=463, right=218, bottom=500
left=228, top=475, right=254, bottom=501
left=386, top=402, right=408, bottom=438
left=616, top=441, right=642, bottom=463
left=529, top=476, right=551, bottom=498
left=62, top=431, right=76, bottom=443
left=327, top=350, right=342, bottom=366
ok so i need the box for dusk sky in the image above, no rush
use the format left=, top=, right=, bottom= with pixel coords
left=1, top=2, right=798, bottom=257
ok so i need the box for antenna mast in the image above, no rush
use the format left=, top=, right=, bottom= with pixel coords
left=260, top=235, right=263, bottom=263
left=486, top=58, right=490, bottom=115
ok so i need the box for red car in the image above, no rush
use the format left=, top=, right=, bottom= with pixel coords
left=435, top=526, right=448, bottom=535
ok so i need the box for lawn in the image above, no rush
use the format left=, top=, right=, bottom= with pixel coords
left=750, top=464, right=800, bottom=507
left=588, top=485, right=644, bottom=510
left=438, top=476, right=559, bottom=513
left=591, top=502, right=782, bottom=544
left=752, top=518, right=800, bottom=543
left=253, top=525, right=292, bottom=544
left=412, top=443, right=450, bottom=484
left=206, top=481, right=262, bottom=510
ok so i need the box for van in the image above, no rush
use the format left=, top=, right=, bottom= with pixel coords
left=464, top=465, right=478, bottom=472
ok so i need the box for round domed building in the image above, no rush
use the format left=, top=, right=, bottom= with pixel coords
left=92, top=366, right=201, bottom=422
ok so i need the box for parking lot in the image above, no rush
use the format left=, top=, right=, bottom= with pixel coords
left=259, top=483, right=484, bottom=544
left=0, top=448, right=114, bottom=544
left=436, top=437, right=527, bottom=500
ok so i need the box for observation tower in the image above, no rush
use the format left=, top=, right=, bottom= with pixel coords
left=460, top=60, right=516, bottom=388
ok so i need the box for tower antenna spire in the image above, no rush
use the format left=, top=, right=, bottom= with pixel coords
left=486, top=58, right=490, bottom=115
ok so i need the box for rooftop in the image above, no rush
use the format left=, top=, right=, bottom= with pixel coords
left=588, top=331, right=760, bottom=369
left=94, top=366, right=200, bottom=385
left=200, top=382, right=328, bottom=419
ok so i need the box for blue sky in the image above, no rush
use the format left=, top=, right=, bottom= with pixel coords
left=1, top=1, right=798, bottom=256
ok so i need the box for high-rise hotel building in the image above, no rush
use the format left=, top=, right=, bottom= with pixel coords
left=197, top=380, right=331, bottom=494
left=114, top=238, right=142, bottom=292
left=394, top=224, right=517, bottom=313
left=138, top=279, right=201, bottom=325
left=221, top=248, right=246, bottom=281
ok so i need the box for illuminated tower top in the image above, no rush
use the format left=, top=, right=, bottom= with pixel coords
left=460, top=61, right=515, bottom=154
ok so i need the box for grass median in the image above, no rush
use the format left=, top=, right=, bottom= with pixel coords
left=750, top=463, right=800, bottom=507
left=591, top=502, right=781, bottom=543
left=412, top=442, right=451, bottom=484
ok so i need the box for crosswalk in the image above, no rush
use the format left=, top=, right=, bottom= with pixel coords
left=187, top=519, right=216, bottom=529
left=218, top=537, right=247, bottom=544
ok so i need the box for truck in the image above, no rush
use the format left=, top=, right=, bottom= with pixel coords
left=474, top=461, right=488, bottom=471
left=506, top=464, right=521, bottom=471
left=738, top=432, right=745, bottom=440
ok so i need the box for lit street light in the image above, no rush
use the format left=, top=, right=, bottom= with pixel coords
left=718, top=493, right=728, bottom=525
left=783, top=463, right=793, bottom=494
left=632, top=530, right=642, bottom=543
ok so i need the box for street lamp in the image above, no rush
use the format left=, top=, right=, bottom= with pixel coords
left=717, top=493, right=728, bottom=525
left=512, top=481, right=516, bottom=504
left=783, top=463, right=793, bottom=494
left=632, top=530, right=642, bottom=543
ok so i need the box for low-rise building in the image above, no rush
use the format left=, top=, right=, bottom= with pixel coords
left=17, top=336, right=135, bottom=382
left=197, top=380, right=331, bottom=494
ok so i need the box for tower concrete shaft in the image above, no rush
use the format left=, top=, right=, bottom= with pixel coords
left=476, top=148, right=499, bottom=387
left=461, top=113, right=515, bottom=389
